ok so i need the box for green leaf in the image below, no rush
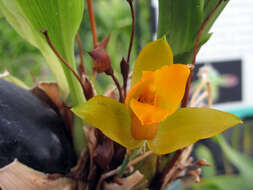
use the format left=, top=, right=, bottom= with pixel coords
left=202, top=0, right=229, bottom=41
left=0, top=0, right=85, bottom=105
left=158, top=0, right=203, bottom=57
left=158, top=0, right=229, bottom=65
left=72, top=96, right=144, bottom=149
left=131, top=38, right=173, bottom=86
left=0, top=0, right=86, bottom=155
left=148, top=108, right=242, bottom=154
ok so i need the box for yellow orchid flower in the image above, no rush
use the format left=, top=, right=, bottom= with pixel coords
left=125, top=64, right=190, bottom=140
left=72, top=38, right=242, bottom=155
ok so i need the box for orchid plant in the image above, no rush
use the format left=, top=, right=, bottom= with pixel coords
left=0, top=0, right=242, bottom=189
left=73, top=38, right=241, bottom=155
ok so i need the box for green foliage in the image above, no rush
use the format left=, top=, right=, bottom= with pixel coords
left=158, top=0, right=229, bottom=65
left=0, top=0, right=85, bottom=104
left=0, top=0, right=88, bottom=154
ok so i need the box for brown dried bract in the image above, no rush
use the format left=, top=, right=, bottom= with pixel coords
left=89, top=36, right=113, bottom=74
left=31, top=82, right=73, bottom=136
left=93, top=130, right=114, bottom=170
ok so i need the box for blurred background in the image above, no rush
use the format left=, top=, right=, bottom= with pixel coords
left=0, top=0, right=253, bottom=189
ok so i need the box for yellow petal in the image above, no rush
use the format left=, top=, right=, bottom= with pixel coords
left=147, top=108, right=242, bottom=154
left=125, top=71, right=154, bottom=108
left=130, top=99, right=168, bottom=126
left=131, top=38, right=173, bottom=86
left=72, top=96, right=144, bottom=149
left=154, top=64, right=190, bottom=116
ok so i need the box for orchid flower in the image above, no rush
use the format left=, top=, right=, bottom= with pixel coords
left=72, top=38, right=242, bottom=154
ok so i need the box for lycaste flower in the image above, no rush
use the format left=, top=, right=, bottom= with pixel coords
left=73, top=39, right=242, bottom=154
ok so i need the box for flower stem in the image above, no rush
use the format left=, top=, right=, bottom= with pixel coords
left=109, top=73, right=124, bottom=103
left=123, top=0, right=136, bottom=97
left=76, top=34, right=86, bottom=75
left=41, top=30, right=90, bottom=101
left=87, top=0, right=98, bottom=48
left=126, top=0, right=136, bottom=64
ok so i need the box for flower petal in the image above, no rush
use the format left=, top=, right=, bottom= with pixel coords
left=130, top=99, right=168, bottom=126
left=125, top=71, right=154, bottom=108
left=148, top=108, right=242, bottom=154
left=154, top=64, right=190, bottom=116
left=131, top=38, right=173, bottom=86
left=72, top=96, right=143, bottom=149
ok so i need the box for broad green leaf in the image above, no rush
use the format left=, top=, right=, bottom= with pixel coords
left=0, top=0, right=85, bottom=105
left=72, top=96, right=144, bottom=149
left=158, top=0, right=203, bottom=57
left=131, top=38, right=173, bottom=86
left=158, top=0, right=229, bottom=65
left=148, top=108, right=242, bottom=154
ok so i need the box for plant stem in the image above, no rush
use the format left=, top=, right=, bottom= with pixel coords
left=110, top=73, right=124, bottom=103
left=162, top=150, right=183, bottom=179
left=87, top=0, right=98, bottom=47
left=41, top=30, right=90, bottom=101
left=126, top=0, right=136, bottom=64
left=123, top=0, right=136, bottom=97
left=76, top=34, right=86, bottom=75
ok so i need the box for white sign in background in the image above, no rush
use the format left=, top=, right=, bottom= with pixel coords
left=197, top=0, right=253, bottom=110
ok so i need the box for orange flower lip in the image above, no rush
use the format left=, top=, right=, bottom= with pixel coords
left=126, top=65, right=190, bottom=140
